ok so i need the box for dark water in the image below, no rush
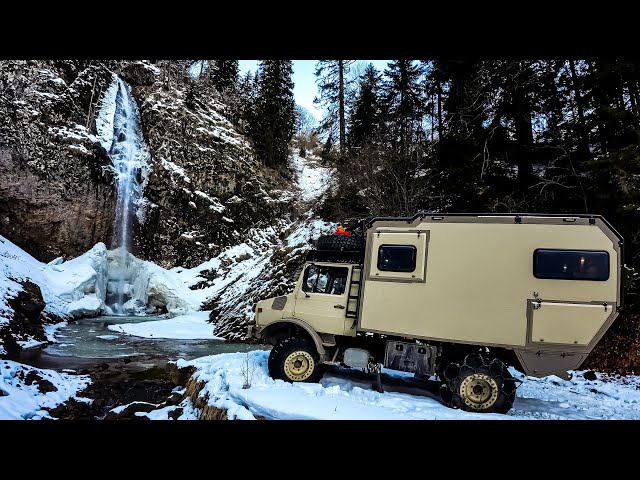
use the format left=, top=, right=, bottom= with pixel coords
left=18, top=315, right=265, bottom=371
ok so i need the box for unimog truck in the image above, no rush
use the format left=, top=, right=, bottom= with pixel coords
left=248, top=213, right=624, bottom=413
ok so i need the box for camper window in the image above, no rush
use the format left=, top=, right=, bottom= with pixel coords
left=303, top=265, right=349, bottom=294
left=377, top=245, right=417, bottom=272
left=533, top=249, right=610, bottom=281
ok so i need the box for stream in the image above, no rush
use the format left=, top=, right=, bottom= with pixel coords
left=14, top=315, right=266, bottom=419
left=18, top=315, right=264, bottom=371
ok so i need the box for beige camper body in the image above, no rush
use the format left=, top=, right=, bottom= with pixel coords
left=250, top=213, right=623, bottom=413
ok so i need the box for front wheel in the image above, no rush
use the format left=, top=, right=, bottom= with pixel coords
left=268, top=337, right=323, bottom=383
left=439, top=354, right=516, bottom=414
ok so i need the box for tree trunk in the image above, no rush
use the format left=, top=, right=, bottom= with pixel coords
left=511, top=81, right=534, bottom=187
left=338, top=60, right=346, bottom=161
left=430, top=94, right=435, bottom=142
left=625, top=68, right=640, bottom=126
left=568, top=60, right=589, bottom=159
left=437, top=81, right=443, bottom=139
left=591, top=61, right=613, bottom=153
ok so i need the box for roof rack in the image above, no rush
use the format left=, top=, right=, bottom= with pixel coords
left=305, top=250, right=364, bottom=264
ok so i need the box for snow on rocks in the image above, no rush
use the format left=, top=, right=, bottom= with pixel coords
left=41, top=242, right=109, bottom=318
left=170, top=218, right=334, bottom=339
left=95, top=74, right=119, bottom=151
left=0, top=235, right=201, bottom=341
left=0, top=359, right=90, bottom=420
left=175, top=351, right=640, bottom=420
left=1, top=236, right=72, bottom=341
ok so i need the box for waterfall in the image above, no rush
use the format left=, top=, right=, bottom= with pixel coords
left=98, top=76, right=149, bottom=315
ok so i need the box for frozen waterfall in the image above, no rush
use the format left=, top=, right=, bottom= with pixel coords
left=98, top=76, right=149, bottom=314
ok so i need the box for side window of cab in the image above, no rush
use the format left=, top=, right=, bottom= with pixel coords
left=303, top=265, right=349, bottom=295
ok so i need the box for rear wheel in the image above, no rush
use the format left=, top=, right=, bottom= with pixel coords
left=439, top=354, right=516, bottom=414
left=268, top=337, right=323, bottom=383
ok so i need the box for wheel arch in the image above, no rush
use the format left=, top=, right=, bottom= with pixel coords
left=260, top=318, right=326, bottom=358
left=437, top=343, right=525, bottom=376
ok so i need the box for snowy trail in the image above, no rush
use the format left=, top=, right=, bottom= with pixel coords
left=173, top=350, right=640, bottom=420
left=289, top=152, right=334, bottom=203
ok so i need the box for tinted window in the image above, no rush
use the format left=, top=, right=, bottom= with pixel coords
left=377, top=245, right=417, bottom=272
left=303, top=265, right=348, bottom=295
left=534, top=249, right=609, bottom=281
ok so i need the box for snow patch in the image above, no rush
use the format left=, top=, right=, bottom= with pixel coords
left=95, top=75, right=119, bottom=151
left=289, top=153, right=334, bottom=202
left=161, top=158, right=191, bottom=183
left=0, top=360, right=90, bottom=420
left=0, top=234, right=77, bottom=340
left=108, top=310, right=222, bottom=340
left=194, top=190, right=225, bottom=212
left=96, top=334, right=118, bottom=340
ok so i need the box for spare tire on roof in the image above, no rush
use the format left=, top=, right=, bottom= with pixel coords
left=316, top=234, right=364, bottom=251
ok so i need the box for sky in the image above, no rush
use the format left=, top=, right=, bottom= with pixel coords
left=239, top=60, right=391, bottom=121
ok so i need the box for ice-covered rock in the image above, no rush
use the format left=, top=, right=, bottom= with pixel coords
left=105, top=248, right=197, bottom=315
left=41, top=242, right=108, bottom=318
left=67, top=295, right=103, bottom=317
left=122, top=298, right=147, bottom=316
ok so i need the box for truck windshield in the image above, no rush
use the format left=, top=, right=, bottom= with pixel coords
left=303, top=265, right=348, bottom=295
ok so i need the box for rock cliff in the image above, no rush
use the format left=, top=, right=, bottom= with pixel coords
left=0, top=60, right=289, bottom=268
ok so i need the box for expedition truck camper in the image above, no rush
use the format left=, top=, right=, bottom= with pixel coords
left=248, top=213, right=623, bottom=413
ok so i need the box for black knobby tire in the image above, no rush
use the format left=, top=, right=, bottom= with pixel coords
left=439, top=354, right=516, bottom=414
left=268, top=337, right=324, bottom=383
left=316, top=234, right=364, bottom=251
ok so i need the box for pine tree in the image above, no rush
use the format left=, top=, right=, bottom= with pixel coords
left=228, top=71, right=258, bottom=133
left=348, top=63, right=382, bottom=148
left=251, top=60, right=295, bottom=168
left=314, top=60, right=354, bottom=159
left=209, top=60, right=239, bottom=93
left=382, top=60, right=424, bottom=153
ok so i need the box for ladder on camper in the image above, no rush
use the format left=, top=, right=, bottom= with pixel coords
left=346, top=265, right=362, bottom=319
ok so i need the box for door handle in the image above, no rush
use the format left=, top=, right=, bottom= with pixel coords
left=334, top=305, right=345, bottom=309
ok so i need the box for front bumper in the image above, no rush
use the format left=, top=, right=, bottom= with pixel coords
left=246, top=323, right=262, bottom=341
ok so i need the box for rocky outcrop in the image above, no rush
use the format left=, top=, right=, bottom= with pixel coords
left=206, top=219, right=333, bottom=340
left=0, top=61, right=117, bottom=261
left=0, top=59, right=291, bottom=270
left=132, top=67, right=291, bottom=268
left=184, top=376, right=229, bottom=420
left=165, top=362, right=197, bottom=386
left=0, top=280, right=48, bottom=357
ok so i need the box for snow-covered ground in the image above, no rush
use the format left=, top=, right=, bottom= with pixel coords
left=289, top=153, right=334, bottom=202
left=171, top=351, right=640, bottom=420
left=0, top=360, right=90, bottom=420
left=107, top=311, right=223, bottom=340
